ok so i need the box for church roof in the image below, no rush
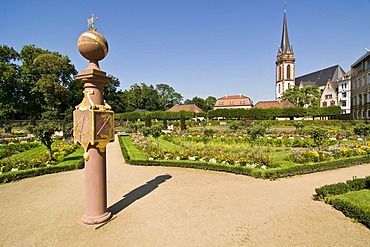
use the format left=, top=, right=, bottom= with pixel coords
left=279, top=9, right=293, bottom=54
left=167, top=104, right=204, bottom=113
left=295, top=65, right=345, bottom=87
left=351, top=51, right=370, bottom=67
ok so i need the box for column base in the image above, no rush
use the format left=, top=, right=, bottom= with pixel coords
left=80, top=211, right=112, bottom=225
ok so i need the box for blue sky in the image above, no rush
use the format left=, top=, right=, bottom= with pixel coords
left=2, top=0, right=370, bottom=103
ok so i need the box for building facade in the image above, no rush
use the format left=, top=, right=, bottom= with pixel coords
left=275, top=8, right=295, bottom=100
left=337, top=72, right=351, bottom=114
left=351, top=50, right=370, bottom=119
left=214, top=95, right=252, bottom=109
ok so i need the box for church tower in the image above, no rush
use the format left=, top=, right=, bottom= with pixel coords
left=275, top=7, right=295, bottom=100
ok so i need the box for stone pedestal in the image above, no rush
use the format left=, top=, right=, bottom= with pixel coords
left=74, top=66, right=114, bottom=226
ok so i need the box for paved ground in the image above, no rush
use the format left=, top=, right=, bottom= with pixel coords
left=0, top=136, right=370, bottom=246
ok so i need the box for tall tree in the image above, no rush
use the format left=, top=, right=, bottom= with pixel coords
left=19, top=45, right=77, bottom=119
left=205, top=96, right=217, bottom=111
left=155, top=83, right=183, bottom=110
left=184, top=96, right=207, bottom=111
left=0, top=45, right=21, bottom=119
left=282, top=86, right=320, bottom=107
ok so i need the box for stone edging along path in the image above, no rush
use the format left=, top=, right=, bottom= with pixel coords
left=0, top=137, right=369, bottom=246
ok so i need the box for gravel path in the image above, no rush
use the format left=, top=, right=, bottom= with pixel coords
left=0, top=137, right=369, bottom=246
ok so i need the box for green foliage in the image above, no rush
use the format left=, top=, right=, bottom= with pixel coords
left=207, top=106, right=341, bottom=120
left=314, top=177, right=370, bottom=229
left=150, top=125, right=163, bottom=139
left=142, top=127, right=151, bottom=137
left=0, top=142, right=41, bottom=160
left=327, top=191, right=370, bottom=229
left=180, top=114, right=186, bottom=131
left=310, top=128, right=326, bottom=147
left=354, top=123, right=370, bottom=144
left=0, top=147, right=83, bottom=183
left=282, top=85, right=321, bottom=107
left=145, top=114, right=152, bottom=127
left=33, top=123, right=58, bottom=158
left=314, top=176, right=370, bottom=200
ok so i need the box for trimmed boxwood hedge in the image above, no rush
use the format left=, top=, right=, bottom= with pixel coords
left=314, top=176, right=370, bottom=200
left=118, top=135, right=370, bottom=180
left=314, top=177, right=370, bottom=229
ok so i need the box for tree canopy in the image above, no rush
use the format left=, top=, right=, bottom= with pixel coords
left=282, top=85, right=320, bottom=107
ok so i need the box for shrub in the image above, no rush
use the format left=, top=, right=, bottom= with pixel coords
left=314, top=176, right=370, bottom=200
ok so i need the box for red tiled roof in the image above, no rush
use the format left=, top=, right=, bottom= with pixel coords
left=254, top=100, right=294, bottom=109
left=167, top=104, right=204, bottom=113
left=214, top=95, right=252, bottom=108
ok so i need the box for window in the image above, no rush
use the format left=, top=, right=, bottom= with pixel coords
left=363, top=111, right=365, bottom=118
left=230, top=101, right=234, bottom=105
left=325, top=94, right=333, bottom=99
left=363, top=93, right=366, bottom=104
left=240, top=100, right=246, bottom=105
left=219, top=102, right=224, bottom=106
left=322, top=101, right=327, bottom=107
left=288, top=83, right=290, bottom=88
left=342, top=83, right=347, bottom=89
left=287, top=65, right=291, bottom=80
left=277, top=66, right=281, bottom=81
left=330, top=100, right=336, bottom=106
left=342, top=92, right=347, bottom=98
left=368, top=110, right=370, bottom=118
left=278, top=84, right=281, bottom=94
left=368, top=74, right=370, bottom=84
left=342, top=101, right=347, bottom=107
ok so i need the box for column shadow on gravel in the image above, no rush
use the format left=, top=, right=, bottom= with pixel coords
left=108, top=174, right=172, bottom=215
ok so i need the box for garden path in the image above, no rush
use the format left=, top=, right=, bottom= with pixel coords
left=0, top=136, right=370, bottom=246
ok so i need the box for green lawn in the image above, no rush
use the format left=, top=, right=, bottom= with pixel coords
left=148, top=137, right=182, bottom=152
left=121, top=136, right=146, bottom=160
left=329, top=190, right=370, bottom=213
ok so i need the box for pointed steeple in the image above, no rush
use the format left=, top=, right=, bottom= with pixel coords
left=280, top=7, right=293, bottom=54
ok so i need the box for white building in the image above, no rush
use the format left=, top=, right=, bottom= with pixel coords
left=337, top=72, right=351, bottom=114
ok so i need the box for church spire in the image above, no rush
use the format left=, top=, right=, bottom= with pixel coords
left=279, top=6, right=292, bottom=54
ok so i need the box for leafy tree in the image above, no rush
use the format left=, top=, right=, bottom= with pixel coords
left=246, top=124, right=266, bottom=146
left=205, top=96, right=217, bottom=111
left=282, top=86, right=320, bottom=107
left=184, top=96, right=207, bottom=111
left=33, top=123, right=58, bottom=160
left=310, top=128, right=326, bottom=148
left=19, top=45, right=77, bottom=120
left=0, top=45, right=21, bottom=119
left=156, top=83, right=183, bottom=110
left=150, top=125, right=162, bottom=140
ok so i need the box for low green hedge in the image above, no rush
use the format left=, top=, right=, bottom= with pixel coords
left=119, top=135, right=370, bottom=180
left=314, top=175, right=370, bottom=200
left=0, top=148, right=84, bottom=183
left=314, top=178, right=370, bottom=229
left=327, top=191, right=370, bottom=229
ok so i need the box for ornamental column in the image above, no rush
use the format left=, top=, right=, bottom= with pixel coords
left=73, top=15, right=114, bottom=226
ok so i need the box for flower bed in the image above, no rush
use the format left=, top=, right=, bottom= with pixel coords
left=0, top=142, right=79, bottom=173
left=0, top=141, right=41, bottom=160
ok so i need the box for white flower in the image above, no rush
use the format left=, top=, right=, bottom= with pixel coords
left=277, top=137, right=283, bottom=139
left=148, top=157, right=154, bottom=161
left=189, top=156, right=196, bottom=161
left=209, top=158, right=217, bottom=163
left=176, top=156, right=180, bottom=160
left=11, top=168, right=18, bottom=172
left=261, top=165, right=267, bottom=170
